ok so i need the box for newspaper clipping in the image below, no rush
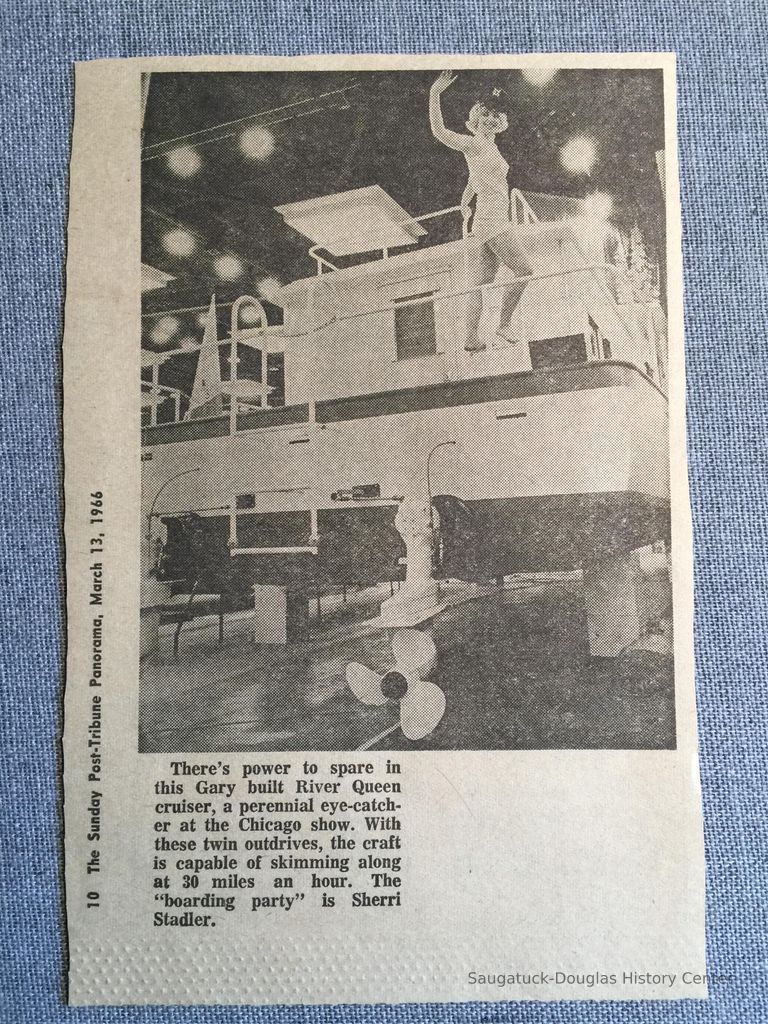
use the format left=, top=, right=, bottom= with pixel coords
left=63, top=53, right=705, bottom=1005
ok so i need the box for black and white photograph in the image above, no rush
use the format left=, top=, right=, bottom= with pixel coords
left=138, top=66, right=673, bottom=754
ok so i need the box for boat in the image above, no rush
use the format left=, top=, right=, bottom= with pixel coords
left=141, top=184, right=670, bottom=656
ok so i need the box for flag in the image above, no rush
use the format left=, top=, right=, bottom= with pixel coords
left=187, top=295, right=223, bottom=419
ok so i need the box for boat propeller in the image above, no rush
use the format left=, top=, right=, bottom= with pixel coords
left=346, top=629, right=446, bottom=740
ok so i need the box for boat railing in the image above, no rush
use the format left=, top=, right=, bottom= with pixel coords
left=288, top=261, right=653, bottom=362
left=303, top=213, right=661, bottom=390
left=141, top=379, right=188, bottom=426
left=308, top=205, right=468, bottom=274
left=143, top=261, right=663, bottom=430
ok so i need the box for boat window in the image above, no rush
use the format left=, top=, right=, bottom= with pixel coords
left=528, top=334, right=587, bottom=370
left=393, top=292, right=437, bottom=360
left=603, top=337, right=612, bottom=359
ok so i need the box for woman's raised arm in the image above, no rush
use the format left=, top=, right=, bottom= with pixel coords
left=429, top=72, right=473, bottom=152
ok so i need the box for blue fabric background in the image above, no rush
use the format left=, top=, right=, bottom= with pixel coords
left=1, top=1, right=766, bottom=1021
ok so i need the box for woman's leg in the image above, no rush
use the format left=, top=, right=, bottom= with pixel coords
left=497, top=279, right=527, bottom=341
left=465, top=243, right=498, bottom=351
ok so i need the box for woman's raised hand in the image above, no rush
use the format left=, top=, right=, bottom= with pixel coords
left=429, top=70, right=469, bottom=151
left=431, top=70, right=457, bottom=94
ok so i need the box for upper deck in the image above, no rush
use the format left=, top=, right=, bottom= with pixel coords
left=141, top=186, right=667, bottom=438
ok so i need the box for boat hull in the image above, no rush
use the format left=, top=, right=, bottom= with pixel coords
left=142, top=361, right=670, bottom=598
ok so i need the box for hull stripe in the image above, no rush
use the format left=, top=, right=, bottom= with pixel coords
left=142, top=361, right=666, bottom=447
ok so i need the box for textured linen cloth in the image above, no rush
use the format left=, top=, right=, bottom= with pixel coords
left=1, top=1, right=767, bottom=1021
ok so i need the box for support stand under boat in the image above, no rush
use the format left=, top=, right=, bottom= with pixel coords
left=583, top=545, right=672, bottom=660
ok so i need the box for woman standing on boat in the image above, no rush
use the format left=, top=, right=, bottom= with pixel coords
left=429, top=70, right=519, bottom=351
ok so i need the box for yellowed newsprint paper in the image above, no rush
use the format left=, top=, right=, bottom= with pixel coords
left=63, top=53, right=705, bottom=1006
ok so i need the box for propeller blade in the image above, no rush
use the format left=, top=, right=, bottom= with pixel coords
left=346, top=663, right=387, bottom=706
left=391, top=628, right=437, bottom=678
left=400, top=679, right=446, bottom=740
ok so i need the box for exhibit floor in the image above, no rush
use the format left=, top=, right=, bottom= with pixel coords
left=139, top=578, right=675, bottom=753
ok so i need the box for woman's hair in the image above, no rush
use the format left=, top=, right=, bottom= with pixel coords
left=465, top=102, right=508, bottom=134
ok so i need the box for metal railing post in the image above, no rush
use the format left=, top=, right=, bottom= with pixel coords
left=150, top=362, right=159, bottom=427
left=229, top=493, right=237, bottom=548
left=227, top=295, right=268, bottom=433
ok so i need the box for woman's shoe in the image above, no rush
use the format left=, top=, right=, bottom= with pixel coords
left=465, top=336, right=486, bottom=352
